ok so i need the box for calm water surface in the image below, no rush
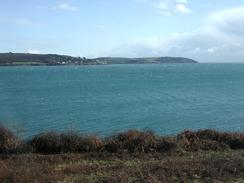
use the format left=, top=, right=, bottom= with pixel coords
left=0, top=64, right=244, bottom=137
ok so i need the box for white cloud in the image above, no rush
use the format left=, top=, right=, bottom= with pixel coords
left=207, top=7, right=244, bottom=36
left=207, top=47, right=219, bottom=53
left=176, top=4, right=190, bottom=13
left=27, top=49, right=41, bottom=54
left=54, top=2, right=78, bottom=12
left=193, top=47, right=201, bottom=54
left=151, top=0, right=191, bottom=16
left=108, top=6, right=244, bottom=62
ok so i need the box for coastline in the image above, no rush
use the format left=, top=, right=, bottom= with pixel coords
left=0, top=53, right=198, bottom=67
left=0, top=61, right=198, bottom=67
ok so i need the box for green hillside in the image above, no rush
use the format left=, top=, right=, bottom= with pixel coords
left=0, top=53, right=197, bottom=66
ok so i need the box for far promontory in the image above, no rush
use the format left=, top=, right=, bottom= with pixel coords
left=0, top=53, right=198, bottom=66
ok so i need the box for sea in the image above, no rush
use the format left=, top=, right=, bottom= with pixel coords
left=0, top=63, right=244, bottom=138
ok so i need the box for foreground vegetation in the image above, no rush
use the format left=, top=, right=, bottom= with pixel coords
left=1, top=125, right=244, bottom=182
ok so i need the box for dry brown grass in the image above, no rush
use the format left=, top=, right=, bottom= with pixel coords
left=1, top=124, right=244, bottom=154
left=1, top=151, right=244, bottom=182
left=2, top=125, right=244, bottom=182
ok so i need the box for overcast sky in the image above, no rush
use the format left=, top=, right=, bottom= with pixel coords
left=0, top=0, right=244, bottom=62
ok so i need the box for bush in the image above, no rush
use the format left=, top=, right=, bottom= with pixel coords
left=178, top=129, right=244, bottom=151
left=29, top=132, right=61, bottom=154
left=116, top=130, right=158, bottom=153
left=29, top=132, right=103, bottom=154
left=61, top=134, right=103, bottom=153
left=196, top=129, right=222, bottom=141
left=0, top=125, right=22, bottom=154
left=177, top=130, right=200, bottom=151
left=103, top=139, right=121, bottom=153
left=2, top=124, right=244, bottom=155
left=195, top=129, right=244, bottom=150
left=156, top=137, right=177, bottom=152
left=104, top=130, right=177, bottom=153
left=103, top=130, right=157, bottom=153
left=220, top=132, right=244, bottom=149
left=177, top=130, right=229, bottom=151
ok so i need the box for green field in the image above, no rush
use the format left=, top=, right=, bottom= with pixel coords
left=12, top=61, right=46, bottom=65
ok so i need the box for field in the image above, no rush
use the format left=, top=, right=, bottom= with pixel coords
left=1, top=150, right=244, bottom=183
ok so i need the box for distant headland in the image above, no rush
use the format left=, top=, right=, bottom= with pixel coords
left=0, top=52, right=198, bottom=66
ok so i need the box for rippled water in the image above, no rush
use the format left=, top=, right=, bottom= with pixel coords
left=0, top=64, right=244, bottom=137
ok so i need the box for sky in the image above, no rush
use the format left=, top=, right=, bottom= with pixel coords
left=0, top=0, right=244, bottom=62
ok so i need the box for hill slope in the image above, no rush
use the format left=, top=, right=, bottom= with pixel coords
left=0, top=53, right=197, bottom=66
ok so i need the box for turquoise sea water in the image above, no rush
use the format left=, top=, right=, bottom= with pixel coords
left=0, top=64, right=244, bottom=137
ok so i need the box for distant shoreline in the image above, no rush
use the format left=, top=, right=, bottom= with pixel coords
left=0, top=62, right=198, bottom=67
left=0, top=52, right=198, bottom=66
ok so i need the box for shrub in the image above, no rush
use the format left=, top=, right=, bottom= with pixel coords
left=103, top=130, right=157, bottom=153
left=199, top=140, right=229, bottom=151
left=116, top=130, right=158, bottom=153
left=0, top=125, right=22, bottom=154
left=156, top=137, right=177, bottom=152
left=29, top=132, right=103, bottom=154
left=220, top=132, right=244, bottom=149
left=74, top=135, right=103, bottom=152
left=104, top=130, right=177, bottom=153
left=103, top=139, right=121, bottom=153
left=196, top=129, right=222, bottom=141
left=196, top=129, right=244, bottom=150
left=59, top=133, right=82, bottom=153
left=29, top=132, right=61, bottom=154
left=177, top=130, right=229, bottom=151
left=177, top=130, right=200, bottom=151
left=2, top=125, right=244, bottom=155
